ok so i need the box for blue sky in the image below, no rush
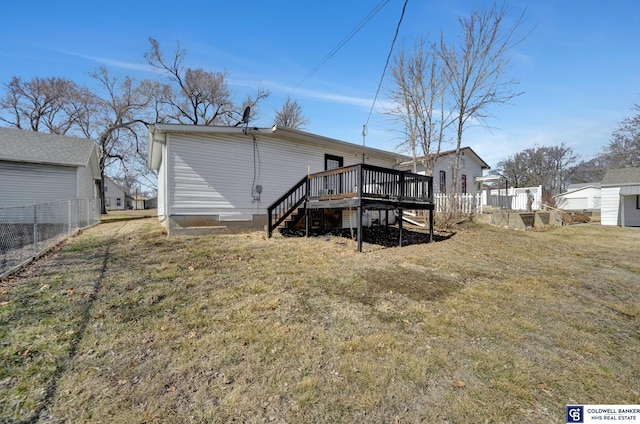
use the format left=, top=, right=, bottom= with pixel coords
left=2, top=0, right=639, bottom=169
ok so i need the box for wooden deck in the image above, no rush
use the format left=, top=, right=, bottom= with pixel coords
left=267, top=164, right=434, bottom=251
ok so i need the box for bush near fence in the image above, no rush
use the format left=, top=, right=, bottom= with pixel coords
left=0, top=199, right=101, bottom=277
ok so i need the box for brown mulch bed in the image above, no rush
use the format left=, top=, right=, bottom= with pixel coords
left=280, top=225, right=455, bottom=248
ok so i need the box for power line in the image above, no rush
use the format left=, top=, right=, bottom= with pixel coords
left=289, top=0, right=391, bottom=95
left=364, top=0, right=409, bottom=136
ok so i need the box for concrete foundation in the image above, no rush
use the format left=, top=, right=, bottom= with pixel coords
left=164, top=214, right=268, bottom=236
left=472, top=211, right=563, bottom=230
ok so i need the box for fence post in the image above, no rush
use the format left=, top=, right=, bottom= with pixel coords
left=33, top=204, right=38, bottom=256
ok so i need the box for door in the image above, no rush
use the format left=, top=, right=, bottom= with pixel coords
left=324, top=154, right=343, bottom=194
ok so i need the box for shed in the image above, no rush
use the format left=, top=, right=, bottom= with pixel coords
left=601, top=168, right=640, bottom=227
left=0, top=127, right=100, bottom=208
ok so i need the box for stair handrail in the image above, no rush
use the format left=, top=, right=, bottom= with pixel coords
left=267, top=175, right=308, bottom=237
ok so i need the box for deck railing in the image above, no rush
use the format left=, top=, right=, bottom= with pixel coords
left=267, top=176, right=308, bottom=237
left=267, top=164, right=433, bottom=237
left=308, top=163, right=433, bottom=202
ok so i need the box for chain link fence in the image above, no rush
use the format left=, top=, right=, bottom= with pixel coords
left=0, top=199, right=101, bottom=278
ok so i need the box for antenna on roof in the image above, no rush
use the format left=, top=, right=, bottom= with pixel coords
left=234, top=106, right=251, bottom=131
left=241, top=106, right=251, bottom=124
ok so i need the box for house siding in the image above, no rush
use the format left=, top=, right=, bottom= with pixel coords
left=76, top=165, right=96, bottom=200
left=104, top=177, right=127, bottom=210
left=167, top=132, right=398, bottom=219
left=0, top=161, right=76, bottom=208
left=622, top=195, right=640, bottom=226
left=555, top=187, right=601, bottom=210
left=601, top=187, right=620, bottom=225
left=157, top=157, right=166, bottom=219
left=400, top=150, right=485, bottom=195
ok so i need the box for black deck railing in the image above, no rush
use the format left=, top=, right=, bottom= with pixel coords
left=308, top=164, right=433, bottom=202
left=267, top=175, right=308, bottom=237
left=267, top=164, right=433, bottom=237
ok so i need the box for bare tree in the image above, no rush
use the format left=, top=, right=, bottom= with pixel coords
left=605, top=103, right=640, bottom=168
left=0, top=76, right=81, bottom=134
left=494, top=143, right=578, bottom=195
left=145, top=38, right=269, bottom=126
left=71, top=66, right=155, bottom=213
left=274, top=97, right=309, bottom=130
left=440, top=3, right=526, bottom=198
left=388, top=38, right=452, bottom=175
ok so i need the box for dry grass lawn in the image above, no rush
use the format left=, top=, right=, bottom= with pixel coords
left=1, top=217, right=639, bottom=423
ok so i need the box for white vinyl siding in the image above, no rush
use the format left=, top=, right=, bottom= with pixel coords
left=600, top=187, right=620, bottom=225
left=0, top=161, right=75, bottom=208
left=104, top=177, right=126, bottom=210
left=167, top=133, right=398, bottom=218
left=157, top=156, right=166, bottom=219
left=622, top=194, right=640, bottom=227
left=76, top=164, right=96, bottom=200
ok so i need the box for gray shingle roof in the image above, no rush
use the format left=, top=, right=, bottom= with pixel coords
left=601, top=167, right=640, bottom=186
left=0, top=127, right=96, bottom=167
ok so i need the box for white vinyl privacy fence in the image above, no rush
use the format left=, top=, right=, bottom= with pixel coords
left=435, top=193, right=483, bottom=214
left=435, top=186, right=543, bottom=214
left=0, top=199, right=100, bottom=277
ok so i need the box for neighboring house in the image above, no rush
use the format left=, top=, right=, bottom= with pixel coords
left=131, top=195, right=147, bottom=210
left=147, top=124, right=412, bottom=234
left=103, top=177, right=127, bottom=210
left=554, top=183, right=601, bottom=210
left=0, top=127, right=100, bottom=208
left=144, top=197, right=158, bottom=209
left=601, top=167, right=640, bottom=227
left=398, top=147, right=491, bottom=195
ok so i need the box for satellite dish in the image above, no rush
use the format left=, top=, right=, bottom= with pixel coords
left=234, top=106, right=252, bottom=127
left=241, top=106, right=251, bottom=124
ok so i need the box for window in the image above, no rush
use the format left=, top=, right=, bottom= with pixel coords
left=104, top=181, right=108, bottom=192
left=637, top=195, right=640, bottom=209
left=461, top=174, right=467, bottom=194
left=105, top=197, right=111, bottom=207
left=439, top=170, right=446, bottom=194
left=116, top=197, right=122, bottom=207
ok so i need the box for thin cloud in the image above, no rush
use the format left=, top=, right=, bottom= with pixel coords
left=57, top=49, right=155, bottom=73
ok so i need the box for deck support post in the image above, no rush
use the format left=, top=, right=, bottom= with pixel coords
left=429, top=209, right=434, bottom=242
left=357, top=164, right=364, bottom=252
left=305, top=207, right=309, bottom=237
left=357, top=206, right=363, bottom=252
left=398, top=208, right=403, bottom=247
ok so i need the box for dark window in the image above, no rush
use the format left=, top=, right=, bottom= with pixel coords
left=461, top=174, right=467, bottom=194
left=439, top=170, right=446, bottom=194
left=116, top=197, right=122, bottom=207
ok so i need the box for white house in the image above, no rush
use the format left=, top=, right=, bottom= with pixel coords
left=103, top=176, right=128, bottom=210
left=0, top=127, right=100, bottom=208
left=398, top=147, right=490, bottom=195
left=147, top=124, right=410, bottom=234
left=601, top=167, right=640, bottom=227
left=554, top=183, right=601, bottom=210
